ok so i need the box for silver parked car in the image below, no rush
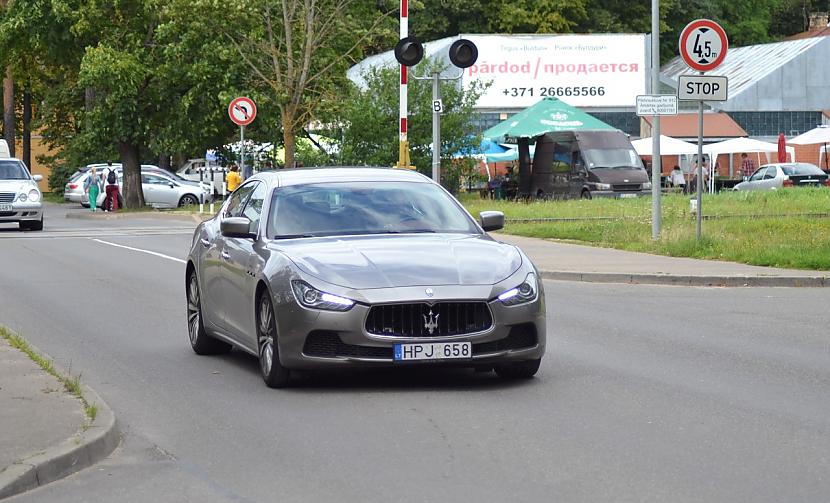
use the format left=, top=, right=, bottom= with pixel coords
left=90, top=167, right=211, bottom=209
left=186, top=167, right=546, bottom=388
left=0, top=158, right=44, bottom=231
left=734, top=163, right=829, bottom=191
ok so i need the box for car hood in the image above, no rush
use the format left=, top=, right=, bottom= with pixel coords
left=0, top=179, right=38, bottom=193
left=270, top=234, right=523, bottom=289
left=588, top=167, right=649, bottom=184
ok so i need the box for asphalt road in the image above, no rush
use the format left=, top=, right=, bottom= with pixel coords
left=2, top=204, right=830, bottom=502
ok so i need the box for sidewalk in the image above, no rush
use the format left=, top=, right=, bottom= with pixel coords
left=496, top=234, right=830, bottom=287
left=0, top=336, right=118, bottom=499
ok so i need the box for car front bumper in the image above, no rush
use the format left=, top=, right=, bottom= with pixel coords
left=0, top=201, right=43, bottom=223
left=271, top=285, right=546, bottom=370
left=592, top=190, right=651, bottom=199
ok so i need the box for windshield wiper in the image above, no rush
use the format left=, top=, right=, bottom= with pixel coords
left=368, top=229, right=437, bottom=234
left=272, top=233, right=318, bottom=239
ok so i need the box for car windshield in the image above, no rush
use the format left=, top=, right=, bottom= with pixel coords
left=268, top=181, right=479, bottom=238
left=0, top=160, right=30, bottom=180
left=781, top=163, right=824, bottom=176
left=582, top=148, right=641, bottom=169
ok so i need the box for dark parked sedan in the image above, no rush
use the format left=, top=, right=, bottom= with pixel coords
left=186, top=167, right=546, bottom=388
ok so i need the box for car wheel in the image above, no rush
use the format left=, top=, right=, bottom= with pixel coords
left=187, top=271, right=232, bottom=355
left=257, top=292, right=291, bottom=388
left=494, top=359, right=541, bottom=380
left=179, top=194, right=199, bottom=207
left=29, top=217, right=43, bottom=231
left=581, top=190, right=592, bottom=200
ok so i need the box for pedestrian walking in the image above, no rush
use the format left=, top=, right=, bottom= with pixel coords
left=740, top=153, right=755, bottom=181
left=84, top=167, right=102, bottom=211
left=102, top=161, right=120, bottom=212
left=226, top=165, right=241, bottom=196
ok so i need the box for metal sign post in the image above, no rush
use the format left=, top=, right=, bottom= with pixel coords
left=651, top=0, right=661, bottom=241
left=432, top=72, right=441, bottom=182
left=678, top=19, right=728, bottom=241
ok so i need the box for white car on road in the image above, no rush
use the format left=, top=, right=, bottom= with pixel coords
left=0, top=157, right=43, bottom=231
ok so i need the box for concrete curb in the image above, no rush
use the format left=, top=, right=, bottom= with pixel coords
left=540, top=270, right=829, bottom=288
left=0, top=369, right=119, bottom=499
left=66, top=211, right=207, bottom=224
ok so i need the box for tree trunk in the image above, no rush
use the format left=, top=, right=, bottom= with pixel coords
left=3, top=67, right=14, bottom=157
left=282, top=109, right=296, bottom=168
left=117, top=141, right=145, bottom=208
left=23, top=89, right=31, bottom=169
left=158, top=153, right=171, bottom=172
left=84, top=87, right=95, bottom=112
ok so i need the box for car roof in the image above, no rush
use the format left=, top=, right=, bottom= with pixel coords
left=249, top=166, right=432, bottom=187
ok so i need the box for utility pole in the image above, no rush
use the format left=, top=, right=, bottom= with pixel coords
left=651, top=0, right=662, bottom=240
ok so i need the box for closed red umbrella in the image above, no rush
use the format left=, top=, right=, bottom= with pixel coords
left=777, top=133, right=787, bottom=163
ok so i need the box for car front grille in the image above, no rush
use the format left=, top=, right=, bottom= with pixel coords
left=0, top=192, right=15, bottom=203
left=0, top=211, right=17, bottom=217
left=302, top=325, right=537, bottom=360
left=612, top=184, right=642, bottom=192
left=304, top=331, right=392, bottom=359
left=365, top=302, right=493, bottom=338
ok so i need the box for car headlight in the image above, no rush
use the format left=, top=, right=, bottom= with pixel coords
left=642, top=182, right=652, bottom=190
left=291, top=280, right=355, bottom=311
left=17, top=192, right=27, bottom=202
left=28, top=190, right=41, bottom=202
left=496, top=272, right=538, bottom=306
left=595, top=183, right=611, bottom=190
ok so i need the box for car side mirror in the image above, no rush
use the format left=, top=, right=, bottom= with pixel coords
left=221, top=217, right=256, bottom=239
left=32, top=174, right=43, bottom=182
left=479, top=211, right=504, bottom=232
left=168, top=182, right=176, bottom=188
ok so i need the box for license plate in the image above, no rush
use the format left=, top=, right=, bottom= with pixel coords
left=394, top=342, right=472, bottom=361
left=0, top=204, right=12, bottom=211
left=620, top=193, right=637, bottom=198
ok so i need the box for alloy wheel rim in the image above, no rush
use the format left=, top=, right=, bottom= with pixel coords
left=187, top=275, right=200, bottom=344
left=259, top=298, right=274, bottom=375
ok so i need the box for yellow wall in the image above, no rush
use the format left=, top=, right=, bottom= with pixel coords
left=15, top=135, right=56, bottom=192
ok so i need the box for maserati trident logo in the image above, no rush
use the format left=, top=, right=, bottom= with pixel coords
left=425, top=288, right=434, bottom=297
left=423, top=309, right=440, bottom=335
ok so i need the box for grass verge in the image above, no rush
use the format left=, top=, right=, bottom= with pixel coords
left=460, top=188, right=830, bottom=271
left=41, top=192, right=69, bottom=204
left=0, top=326, right=98, bottom=423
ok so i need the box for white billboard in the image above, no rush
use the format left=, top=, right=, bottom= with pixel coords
left=462, top=34, right=647, bottom=109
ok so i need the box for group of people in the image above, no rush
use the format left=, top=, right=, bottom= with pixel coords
left=83, top=161, right=121, bottom=212
left=667, top=153, right=757, bottom=193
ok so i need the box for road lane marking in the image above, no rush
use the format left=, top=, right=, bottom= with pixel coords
left=91, top=238, right=187, bottom=264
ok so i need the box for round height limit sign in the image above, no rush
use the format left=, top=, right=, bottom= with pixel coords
left=228, top=97, right=257, bottom=126
left=679, top=19, right=728, bottom=72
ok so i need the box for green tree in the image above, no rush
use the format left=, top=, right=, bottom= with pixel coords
left=338, top=59, right=487, bottom=192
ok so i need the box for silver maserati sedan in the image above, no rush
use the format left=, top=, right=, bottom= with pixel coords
left=186, top=167, right=545, bottom=388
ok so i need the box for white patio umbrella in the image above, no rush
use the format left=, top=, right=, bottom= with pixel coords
left=789, top=125, right=830, bottom=171
left=631, top=135, right=699, bottom=156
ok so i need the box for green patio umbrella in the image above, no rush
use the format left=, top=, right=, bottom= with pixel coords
left=481, top=97, right=615, bottom=142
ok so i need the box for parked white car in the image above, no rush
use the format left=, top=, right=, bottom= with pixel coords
left=0, top=157, right=43, bottom=231
left=734, top=163, right=829, bottom=191
left=176, top=159, right=228, bottom=195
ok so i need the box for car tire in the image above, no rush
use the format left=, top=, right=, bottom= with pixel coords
left=581, top=190, right=592, bottom=200
left=179, top=194, right=199, bottom=207
left=494, top=359, right=541, bottom=380
left=186, top=271, right=232, bottom=355
left=256, top=292, right=291, bottom=388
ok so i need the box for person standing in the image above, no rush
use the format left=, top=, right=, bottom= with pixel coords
left=740, top=153, right=755, bottom=181
left=670, top=165, right=686, bottom=192
left=102, top=161, right=120, bottom=212
left=226, top=165, right=241, bottom=197
left=84, top=168, right=101, bottom=211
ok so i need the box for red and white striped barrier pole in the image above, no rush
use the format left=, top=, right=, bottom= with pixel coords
left=397, top=0, right=410, bottom=169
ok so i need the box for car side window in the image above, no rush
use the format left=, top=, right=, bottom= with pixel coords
left=749, top=169, right=765, bottom=182
left=240, top=182, right=267, bottom=231
left=763, top=167, right=776, bottom=180
left=224, top=182, right=257, bottom=219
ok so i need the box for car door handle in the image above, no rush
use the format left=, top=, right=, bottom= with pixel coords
left=200, top=238, right=210, bottom=247
left=221, top=251, right=231, bottom=261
